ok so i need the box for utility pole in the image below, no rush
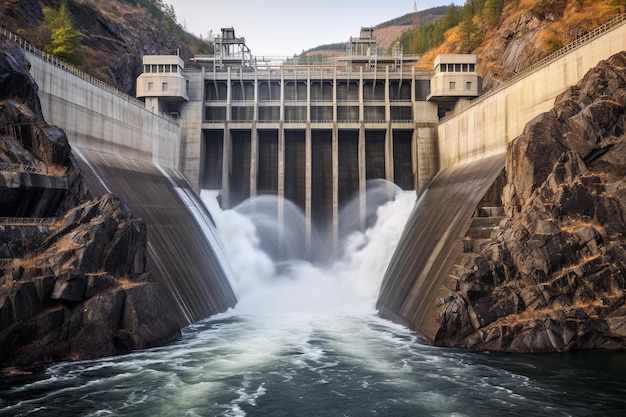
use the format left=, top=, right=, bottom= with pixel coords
left=412, top=1, right=420, bottom=53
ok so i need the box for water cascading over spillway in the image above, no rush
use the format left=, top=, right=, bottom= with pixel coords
left=5, top=173, right=626, bottom=416
left=73, top=148, right=237, bottom=326
left=200, top=180, right=416, bottom=316
left=377, top=153, right=506, bottom=342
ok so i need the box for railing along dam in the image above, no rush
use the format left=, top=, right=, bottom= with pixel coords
left=377, top=14, right=626, bottom=342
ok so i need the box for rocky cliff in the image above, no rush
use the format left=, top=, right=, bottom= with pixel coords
left=434, top=52, right=626, bottom=352
left=419, top=1, right=618, bottom=92
left=0, top=38, right=180, bottom=371
left=0, top=0, right=209, bottom=95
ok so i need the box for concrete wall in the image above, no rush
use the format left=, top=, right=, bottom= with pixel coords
left=179, top=69, right=205, bottom=186
left=26, top=51, right=181, bottom=169
left=438, top=16, right=626, bottom=170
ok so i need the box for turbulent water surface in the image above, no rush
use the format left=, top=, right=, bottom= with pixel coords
left=1, top=185, right=625, bottom=416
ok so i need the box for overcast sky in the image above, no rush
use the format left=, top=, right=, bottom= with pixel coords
left=167, top=0, right=452, bottom=57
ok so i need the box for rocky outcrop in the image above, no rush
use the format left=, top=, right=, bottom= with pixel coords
left=0, top=38, right=180, bottom=370
left=473, top=1, right=615, bottom=92
left=434, top=52, right=626, bottom=352
left=0, top=0, right=209, bottom=95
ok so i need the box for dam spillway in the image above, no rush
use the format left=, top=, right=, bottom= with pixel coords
left=9, top=14, right=626, bottom=342
left=138, top=29, right=481, bottom=245
left=73, top=148, right=237, bottom=326
left=376, top=153, right=505, bottom=342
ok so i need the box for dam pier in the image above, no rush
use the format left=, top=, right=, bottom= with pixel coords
left=3, top=13, right=626, bottom=339
left=137, top=27, right=480, bottom=248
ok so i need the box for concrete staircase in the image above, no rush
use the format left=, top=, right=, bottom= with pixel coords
left=462, top=206, right=505, bottom=254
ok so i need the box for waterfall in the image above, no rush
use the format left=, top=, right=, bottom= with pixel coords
left=200, top=180, right=416, bottom=316
left=73, top=149, right=238, bottom=325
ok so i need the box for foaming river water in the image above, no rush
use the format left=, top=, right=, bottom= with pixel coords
left=1, top=185, right=626, bottom=416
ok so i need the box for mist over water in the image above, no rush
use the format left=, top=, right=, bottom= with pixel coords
left=2, top=183, right=626, bottom=416
left=200, top=180, right=416, bottom=316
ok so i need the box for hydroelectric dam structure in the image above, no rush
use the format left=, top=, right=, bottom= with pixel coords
left=4, top=15, right=626, bottom=338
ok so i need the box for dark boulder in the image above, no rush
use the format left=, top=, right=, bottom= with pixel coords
left=0, top=38, right=181, bottom=371
left=434, top=52, right=626, bottom=352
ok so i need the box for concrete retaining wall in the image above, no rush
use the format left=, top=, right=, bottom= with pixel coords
left=26, top=52, right=181, bottom=169
left=438, top=16, right=626, bottom=170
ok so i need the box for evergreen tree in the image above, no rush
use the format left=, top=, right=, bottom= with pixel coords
left=610, top=0, right=626, bottom=14
left=43, top=2, right=82, bottom=64
left=458, top=19, right=482, bottom=53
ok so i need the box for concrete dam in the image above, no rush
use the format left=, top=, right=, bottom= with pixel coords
left=7, top=13, right=626, bottom=337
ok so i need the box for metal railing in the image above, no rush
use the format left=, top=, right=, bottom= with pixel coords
left=0, top=25, right=179, bottom=124
left=465, top=13, right=626, bottom=110
left=0, top=162, right=47, bottom=174
left=202, top=119, right=414, bottom=124
left=0, top=217, right=57, bottom=225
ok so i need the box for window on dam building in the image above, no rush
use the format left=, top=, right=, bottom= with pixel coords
left=231, top=106, right=253, bottom=122
left=415, top=80, right=431, bottom=101
left=258, top=81, right=281, bottom=101
left=205, top=81, right=227, bottom=101
left=363, top=81, right=385, bottom=101
left=337, top=106, right=359, bottom=122
left=205, top=107, right=226, bottom=121
left=389, top=81, right=412, bottom=100
left=311, top=106, right=333, bottom=122
left=232, top=81, right=255, bottom=101
left=364, top=106, right=385, bottom=122
left=285, top=106, right=306, bottom=122
left=284, top=81, right=307, bottom=101
left=310, top=81, right=333, bottom=101
left=438, top=63, right=475, bottom=72
left=259, top=106, right=280, bottom=121
left=337, top=81, right=359, bottom=101
left=390, top=106, right=412, bottom=121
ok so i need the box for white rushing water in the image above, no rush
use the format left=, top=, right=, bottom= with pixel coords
left=200, top=182, right=415, bottom=317
left=2, top=185, right=626, bottom=416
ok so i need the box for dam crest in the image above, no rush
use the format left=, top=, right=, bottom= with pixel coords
left=3, top=14, right=626, bottom=333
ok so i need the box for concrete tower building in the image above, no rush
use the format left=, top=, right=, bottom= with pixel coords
left=137, top=27, right=481, bottom=252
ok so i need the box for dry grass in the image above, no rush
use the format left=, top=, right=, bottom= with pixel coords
left=118, top=278, right=147, bottom=289
left=46, top=164, right=69, bottom=176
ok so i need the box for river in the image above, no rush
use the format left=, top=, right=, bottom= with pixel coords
left=1, top=184, right=625, bottom=416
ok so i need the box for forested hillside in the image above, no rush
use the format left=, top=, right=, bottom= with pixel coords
left=397, top=0, right=623, bottom=90
left=0, top=0, right=210, bottom=95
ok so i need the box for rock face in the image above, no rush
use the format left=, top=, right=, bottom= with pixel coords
left=0, top=0, right=209, bottom=95
left=434, top=52, right=626, bottom=352
left=0, top=38, right=180, bottom=369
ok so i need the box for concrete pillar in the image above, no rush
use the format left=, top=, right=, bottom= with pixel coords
left=385, top=124, right=393, bottom=183
left=332, top=68, right=339, bottom=249
left=305, top=123, right=312, bottom=258
left=305, top=71, right=312, bottom=257
left=358, top=123, right=366, bottom=232
left=252, top=66, right=259, bottom=198
left=222, top=125, right=231, bottom=207
left=358, top=68, right=366, bottom=231
left=332, top=124, right=339, bottom=249
left=385, top=67, right=394, bottom=184
left=222, top=67, right=233, bottom=207
left=278, top=122, right=285, bottom=254
left=278, top=71, right=286, bottom=252
left=412, top=128, right=419, bottom=193
left=250, top=123, right=258, bottom=197
left=358, top=67, right=364, bottom=122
